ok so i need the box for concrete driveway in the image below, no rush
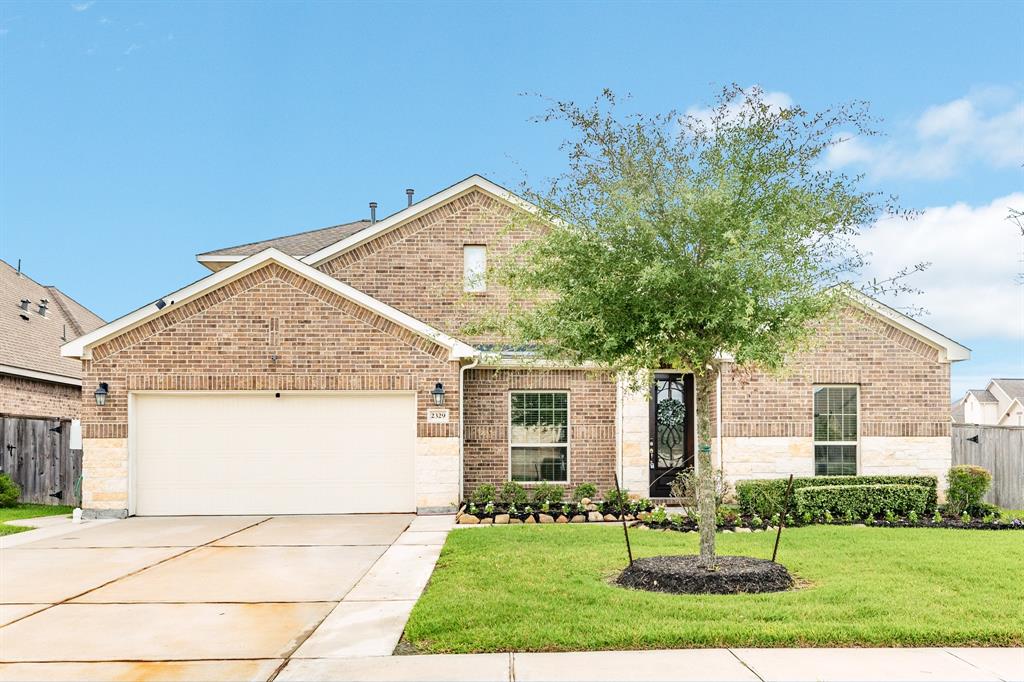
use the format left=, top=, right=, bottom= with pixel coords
left=0, top=514, right=452, bottom=681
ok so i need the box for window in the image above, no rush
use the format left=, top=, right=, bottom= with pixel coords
left=510, top=392, right=568, bottom=482
left=813, top=386, right=858, bottom=476
left=463, top=245, right=487, bottom=292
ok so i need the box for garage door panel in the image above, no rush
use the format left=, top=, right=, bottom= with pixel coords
left=133, top=393, right=416, bottom=516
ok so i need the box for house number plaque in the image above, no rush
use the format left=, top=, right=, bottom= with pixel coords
left=426, top=408, right=450, bottom=424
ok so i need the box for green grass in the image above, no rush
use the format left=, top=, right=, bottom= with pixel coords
left=405, top=525, right=1024, bottom=652
left=0, top=504, right=73, bottom=536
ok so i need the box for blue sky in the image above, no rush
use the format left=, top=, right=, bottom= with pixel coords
left=1, top=1, right=1021, bottom=398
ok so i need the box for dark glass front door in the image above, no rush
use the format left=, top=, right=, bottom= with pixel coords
left=649, top=373, right=695, bottom=497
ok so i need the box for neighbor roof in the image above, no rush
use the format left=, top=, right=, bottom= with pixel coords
left=950, top=400, right=965, bottom=423
left=967, top=389, right=998, bottom=403
left=1, top=259, right=105, bottom=384
left=197, top=220, right=371, bottom=262
left=990, top=378, right=1024, bottom=402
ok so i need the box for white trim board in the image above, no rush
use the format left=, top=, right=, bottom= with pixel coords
left=0, top=364, right=82, bottom=387
left=61, top=248, right=477, bottom=361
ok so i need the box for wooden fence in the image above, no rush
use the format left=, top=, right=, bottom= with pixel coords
left=952, top=424, right=1024, bottom=509
left=0, top=416, right=81, bottom=506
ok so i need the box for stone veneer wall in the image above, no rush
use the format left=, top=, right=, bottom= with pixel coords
left=0, top=374, right=82, bottom=419
left=463, top=368, right=617, bottom=495
left=80, top=262, right=460, bottom=516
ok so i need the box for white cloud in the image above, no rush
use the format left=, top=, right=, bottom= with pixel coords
left=685, top=87, right=794, bottom=129
left=71, top=1, right=95, bottom=11
left=856, top=192, right=1024, bottom=340
left=826, top=87, right=1024, bottom=180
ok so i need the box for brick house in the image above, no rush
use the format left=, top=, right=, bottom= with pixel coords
left=1, top=259, right=105, bottom=421
left=61, top=176, right=969, bottom=518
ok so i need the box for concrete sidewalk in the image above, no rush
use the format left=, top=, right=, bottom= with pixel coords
left=274, top=647, right=1022, bottom=682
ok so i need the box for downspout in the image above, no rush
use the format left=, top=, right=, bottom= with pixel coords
left=458, top=355, right=480, bottom=504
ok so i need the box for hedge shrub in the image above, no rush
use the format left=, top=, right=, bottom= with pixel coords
left=793, top=483, right=931, bottom=519
left=736, top=475, right=938, bottom=517
left=946, top=465, right=992, bottom=516
left=0, top=474, right=19, bottom=507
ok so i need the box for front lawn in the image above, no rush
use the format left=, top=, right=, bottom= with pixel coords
left=405, top=525, right=1024, bottom=652
left=0, top=504, right=73, bottom=536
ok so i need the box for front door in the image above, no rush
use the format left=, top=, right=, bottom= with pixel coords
left=649, top=373, right=695, bottom=498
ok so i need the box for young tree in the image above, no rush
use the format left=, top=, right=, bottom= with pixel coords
left=485, top=86, right=919, bottom=569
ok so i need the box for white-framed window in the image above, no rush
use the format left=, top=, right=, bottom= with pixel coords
left=463, top=245, right=487, bottom=292
left=509, top=391, right=569, bottom=483
left=813, top=385, right=858, bottom=476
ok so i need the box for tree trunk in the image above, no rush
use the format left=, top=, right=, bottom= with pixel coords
left=695, top=364, right=718, bottom=569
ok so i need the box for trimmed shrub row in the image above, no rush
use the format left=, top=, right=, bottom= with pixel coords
left=793, top=483, right=931, bottom=519
left=737, top=475, right=938, bottom=518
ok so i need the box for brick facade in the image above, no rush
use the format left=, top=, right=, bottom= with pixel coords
left=720, top=306, right=950, bottom=439
left=463, top=368, right=617, bottom=496
left=82, top=263, right=459, bottom=441
left=0, top=374, right=81, bottom=419
left=320, top=189, right=523, bottom=343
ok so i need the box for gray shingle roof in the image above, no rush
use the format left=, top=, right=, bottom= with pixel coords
left=991, top=379, right=1024, bottom=402
left=951, top=401, right=965, bottom=423
left=967, top=389, right=998, bottom=403
left=198, top=220, right=372, bottom=259
left=0, top=259, right=105, bottom=381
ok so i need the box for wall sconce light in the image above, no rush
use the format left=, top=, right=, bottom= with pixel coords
left=94, top=382, right=109, bottom=407
left=431, top=382, right=446, bottom=406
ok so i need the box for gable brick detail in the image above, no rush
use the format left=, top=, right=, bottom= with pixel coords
left=318, top=190, right=524, bottom=343
left=81, top=263, right=459, bottom=440
left=720, top=305, right=950, bottom=439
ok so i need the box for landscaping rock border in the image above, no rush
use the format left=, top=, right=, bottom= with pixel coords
left=617, top=555, right=793, bottom=594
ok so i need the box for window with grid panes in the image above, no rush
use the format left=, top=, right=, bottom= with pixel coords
left=510, top=392, right=568, bottom=482
left=813, top=386, right=858, bottom=475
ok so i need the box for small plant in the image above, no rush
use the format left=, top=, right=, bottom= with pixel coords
left=750, top=515, right=764, bottom=529
left=932, top=510, right=943, bottom=524
left=961, top=511, right=971, bottom=525
left=572, top=482, right=598, bottom=502
left=0, top=474, right=19, bottom=507
left=470, top=483, right=497, bottom=506
left=982, top=512, right=995, bottom=524
left=946, top=465, right=992, bottom=517
left=603, top=488, right=630, bottom=511
left=864, top=514, right=875, bottom=526
left=467, top=502, right=478, bottom=515
left=561, top=503, right=571, bottom=516
left=531, top=483, right=564, bottom=505
left=508, top=503, right=518, bottom=515
left=843, top=509, right=854, bottom=523
left=649, top=505, right=668, bottom=523
left=540, top=501, right=550, bottom=513
left=822, top=510, right=833, bottom=524
left=499, top=481, right=528, bottom=506
left=770, top=513, right=781, bottom=527
left=884, top=509, right=897, bottom=524
left=484, top=501, right=495, bottom=516
left=717, top=508, right=740, bottom=526
left=908, top=510, right=918, bottom=524
left=801, top=511, right=814, bottom=525
left=784, top=513, right=795, bottom=527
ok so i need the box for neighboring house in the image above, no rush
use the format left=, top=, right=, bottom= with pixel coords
left=1, top=259, right=105, bottom=420
left=952, top=379, right=1024, bottom=426
left=61, top=176, right=970, bottom=518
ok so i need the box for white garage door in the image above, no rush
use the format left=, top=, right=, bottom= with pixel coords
left=132, top=392, right=416, bottom=515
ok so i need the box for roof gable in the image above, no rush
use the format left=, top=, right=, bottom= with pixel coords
left=1, top=259, right=105, bottom=383
left=840, top=288, right=970, bottom=363
left=62, top=249, right=476, bottom=361
left=302, top=175, right=537, bottom=266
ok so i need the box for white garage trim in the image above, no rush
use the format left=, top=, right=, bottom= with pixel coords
left=128, top=390, right=417, bottom=516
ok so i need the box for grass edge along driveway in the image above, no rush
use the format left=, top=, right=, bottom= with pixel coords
left=0, top=504, right=73, bottom=536
left=404, top=524, right=1024, bottom=653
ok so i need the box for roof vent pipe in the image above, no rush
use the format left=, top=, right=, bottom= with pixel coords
left=19, top=299, right=30, bottom=311
left=38, top=299, right=48, bottom=316
left=369, top=202, right=378, bottom=225
left=406, top=188, right=414, bottom=207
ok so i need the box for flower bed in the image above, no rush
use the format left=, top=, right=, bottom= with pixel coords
left=456, top=497, right=654, bottom=525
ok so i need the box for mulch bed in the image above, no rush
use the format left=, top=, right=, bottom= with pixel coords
left=617, top=555, right=794, bottom=595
